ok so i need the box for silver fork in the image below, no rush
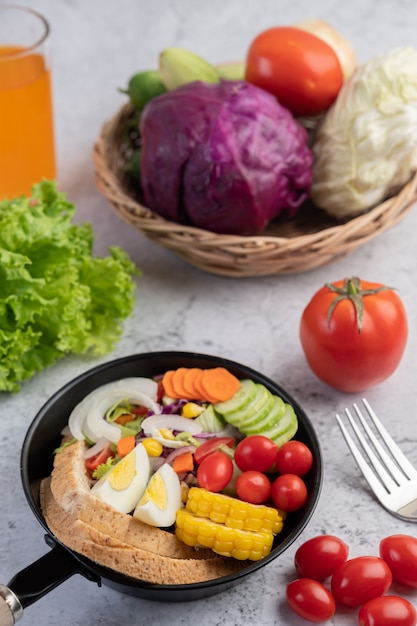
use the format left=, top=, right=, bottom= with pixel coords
left=336, top=399, right=417, bottom=522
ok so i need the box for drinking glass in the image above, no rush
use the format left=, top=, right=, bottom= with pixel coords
left=0, top=4, right=56, bottom=199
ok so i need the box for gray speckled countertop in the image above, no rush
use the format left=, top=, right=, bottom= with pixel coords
left=1, top=1, right=417, bottom=624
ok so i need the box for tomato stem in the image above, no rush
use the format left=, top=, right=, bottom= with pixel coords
left=324, top=277, right=392, bottom=332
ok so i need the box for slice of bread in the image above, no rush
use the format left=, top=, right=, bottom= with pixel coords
left=42, top=440, right=247, bottom=584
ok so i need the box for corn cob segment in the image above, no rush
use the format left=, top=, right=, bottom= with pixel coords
left=175, top=508, right=274, bottom=561
left=186, top=487, right=286, bottom=534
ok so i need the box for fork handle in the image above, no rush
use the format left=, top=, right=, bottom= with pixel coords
left=397, top=499, right=417, bottom=520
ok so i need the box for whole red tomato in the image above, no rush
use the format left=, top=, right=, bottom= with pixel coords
left=234, top=435, right=277, bottom=472
left=295, top=535, right=349, bottom=580
left=196, top=451, right=233, bottom=493
left=331, top=556, right=392, bottom=607
left=380, top=535, right=417, bottom=588
left=235, top=470, right=271, bottom=504
left=271, top=473, right=307, bottom=512
left=299, top=277, right=408, bottom=392
left=359, top=595, right=417, bottom=626
left=245, top=26, right=343, bottom=117
left=286, top=578, right=336, bottom=623
left=275, top=440, right=313, bottom=477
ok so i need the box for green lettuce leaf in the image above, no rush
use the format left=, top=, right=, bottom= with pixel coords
left=0, top=180, right=139, bottom=392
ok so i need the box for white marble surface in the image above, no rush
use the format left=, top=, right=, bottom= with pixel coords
left=2, top=0, right=417, bottom=624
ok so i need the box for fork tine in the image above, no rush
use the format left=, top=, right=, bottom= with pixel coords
left=335, top=413, right=391, bottom=502
left=353, top=403, right=407, bottom=485
left=362, top=399, right=417, bottom=478
left=343, top=408, right=398, bottom=493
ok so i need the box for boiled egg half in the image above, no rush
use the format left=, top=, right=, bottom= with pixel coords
left=91, top=442, right=150, bottom=514
left=133, top=462, right=182, bottom=527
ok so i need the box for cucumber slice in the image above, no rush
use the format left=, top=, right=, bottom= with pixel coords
left=258, top=402, right=298, bottom=447
left=238, top=389, right=275, bottom=431
left=243, top=394, right=286, bottom=435
left=214, top=379, right=257, bottom=421
left=224, top=383, right=273, bottom=428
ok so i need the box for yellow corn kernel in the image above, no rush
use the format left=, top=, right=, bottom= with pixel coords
left=175, top=509, right=274, bottom=561
left=186, top=487, right=285, bottom=534
left=141, top=438, right=163, bottom=457
left=158, top=428, right=175, bottom=440
left=181, top=402, right=204, bottom=418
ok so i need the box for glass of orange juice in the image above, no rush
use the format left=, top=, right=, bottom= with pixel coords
left=0, top=5, right=56, bottom=199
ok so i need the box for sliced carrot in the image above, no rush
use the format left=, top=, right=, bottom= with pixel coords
left=172, top=451, right=194, bottom=474
left=193, top=369, right=211, bottom=401
left=182, top=367, right=204, bottom=399
left=161, top=369, right=177, bottom=398
left=116, top=435, right=136, bottom=458
left=200, top=367, right=241, bottom=403
left=114, top=413, right=135, bottom=426
left=171, top=367, right=190, bottom=399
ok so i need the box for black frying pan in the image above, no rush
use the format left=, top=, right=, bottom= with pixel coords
left=0, top=351, right=323, bottom=625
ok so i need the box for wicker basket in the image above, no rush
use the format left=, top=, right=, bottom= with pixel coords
left=93, top=103, right=417, bottom=278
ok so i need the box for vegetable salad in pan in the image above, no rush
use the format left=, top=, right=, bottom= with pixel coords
left=57, top=366, right=314, bottom=562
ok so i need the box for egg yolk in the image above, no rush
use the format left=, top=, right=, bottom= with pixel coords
left=138, top=473, right=167, bottom=510
left=107, top=454, right=136, bottom=490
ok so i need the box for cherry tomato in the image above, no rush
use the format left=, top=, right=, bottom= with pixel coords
left=359, top=596, right=417, bottom=626
left=276, top=440, right=313, bottom=477
left=295, top=535, right=349, bottom=580
left=235, top=470, right=271, bottom=504
left=193, top=437, right=235, bottom=465
left=286, top=578, right=336, bottom=623
left=331, top=556, right=392, bottom=607
left=234, top=435, right=277, bottom=472
left=270, top=474, right=307, bottom=512
left=299, top=277, right=408, bottom=392
left=84, top=443, right=114, bottom=472
left=245, top=26, right=343, bottom=117
left=196, top=451, right=233, bottom=492
left=380, top=535, right=417, bottom=588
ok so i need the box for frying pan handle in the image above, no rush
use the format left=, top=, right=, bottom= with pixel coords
left=0, top=536, right=101, bottom=624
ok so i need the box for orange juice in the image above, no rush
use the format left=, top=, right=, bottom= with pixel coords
left=0, top=45, right=56, bottom=199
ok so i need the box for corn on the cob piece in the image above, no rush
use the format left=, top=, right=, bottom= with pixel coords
left=186, top=487, right=286, bottom=534
left=176, top=508, right=273, bottom=561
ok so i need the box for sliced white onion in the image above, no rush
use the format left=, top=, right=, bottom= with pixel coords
left=141, top=415, right=203, bottom=436
left=83, top=437, right=111, bottom=460
left=68, top=378, right=161, bottom=442
left=86, top=387, right=161, bottom=443
left=165, top=445, right=197, bottom=466
left=149, top=433, right=196, bottom=449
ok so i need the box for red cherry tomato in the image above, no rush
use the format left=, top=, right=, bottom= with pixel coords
left=276, top=440, right=313, bottom=477
left=193, top=437, right=235, bottom=465
left=270, top=474, right=307, bottom=512
left=331, top=556, right=392, bottom=607
left=358, top=596, right=417, bottom=626
left=235, top=470, right=271, bottom=504
left=286, top=578, right=336, bottom=623
left=295, top=535, right=349, bottom=580
left=234, top=435, right=277, bottom=472
left=84, top=443, right=114, bottom=472
left=380, top=535, right=417, bottom=588
left=245, top=26, right=343, bottom=117
left=299, top=277, right=408, bottom=392
left=196, top=451, right=233, bottom=493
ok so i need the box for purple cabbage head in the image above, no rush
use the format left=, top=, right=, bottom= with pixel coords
left=139, top=80, right=313, bottom=235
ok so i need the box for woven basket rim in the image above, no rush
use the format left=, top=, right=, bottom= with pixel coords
left=92, top=102, right=417, bottom=276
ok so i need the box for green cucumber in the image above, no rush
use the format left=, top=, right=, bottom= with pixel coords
left=242, top=394, right=285, bottom=435
left=243, top=394, right=286, bottom=434
left=214, top=379, right=257, bottom=421
left=259, top=402, right=298, bottom=447
left=224, top=383, right=273, bottom=428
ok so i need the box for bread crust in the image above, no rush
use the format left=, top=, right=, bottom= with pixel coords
left=41, top=440, right=246, bottom=584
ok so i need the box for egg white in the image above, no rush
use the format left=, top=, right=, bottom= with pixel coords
left=133, top=462, right=182, bottom=527
left=91, top=442, right=150, bottom=513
